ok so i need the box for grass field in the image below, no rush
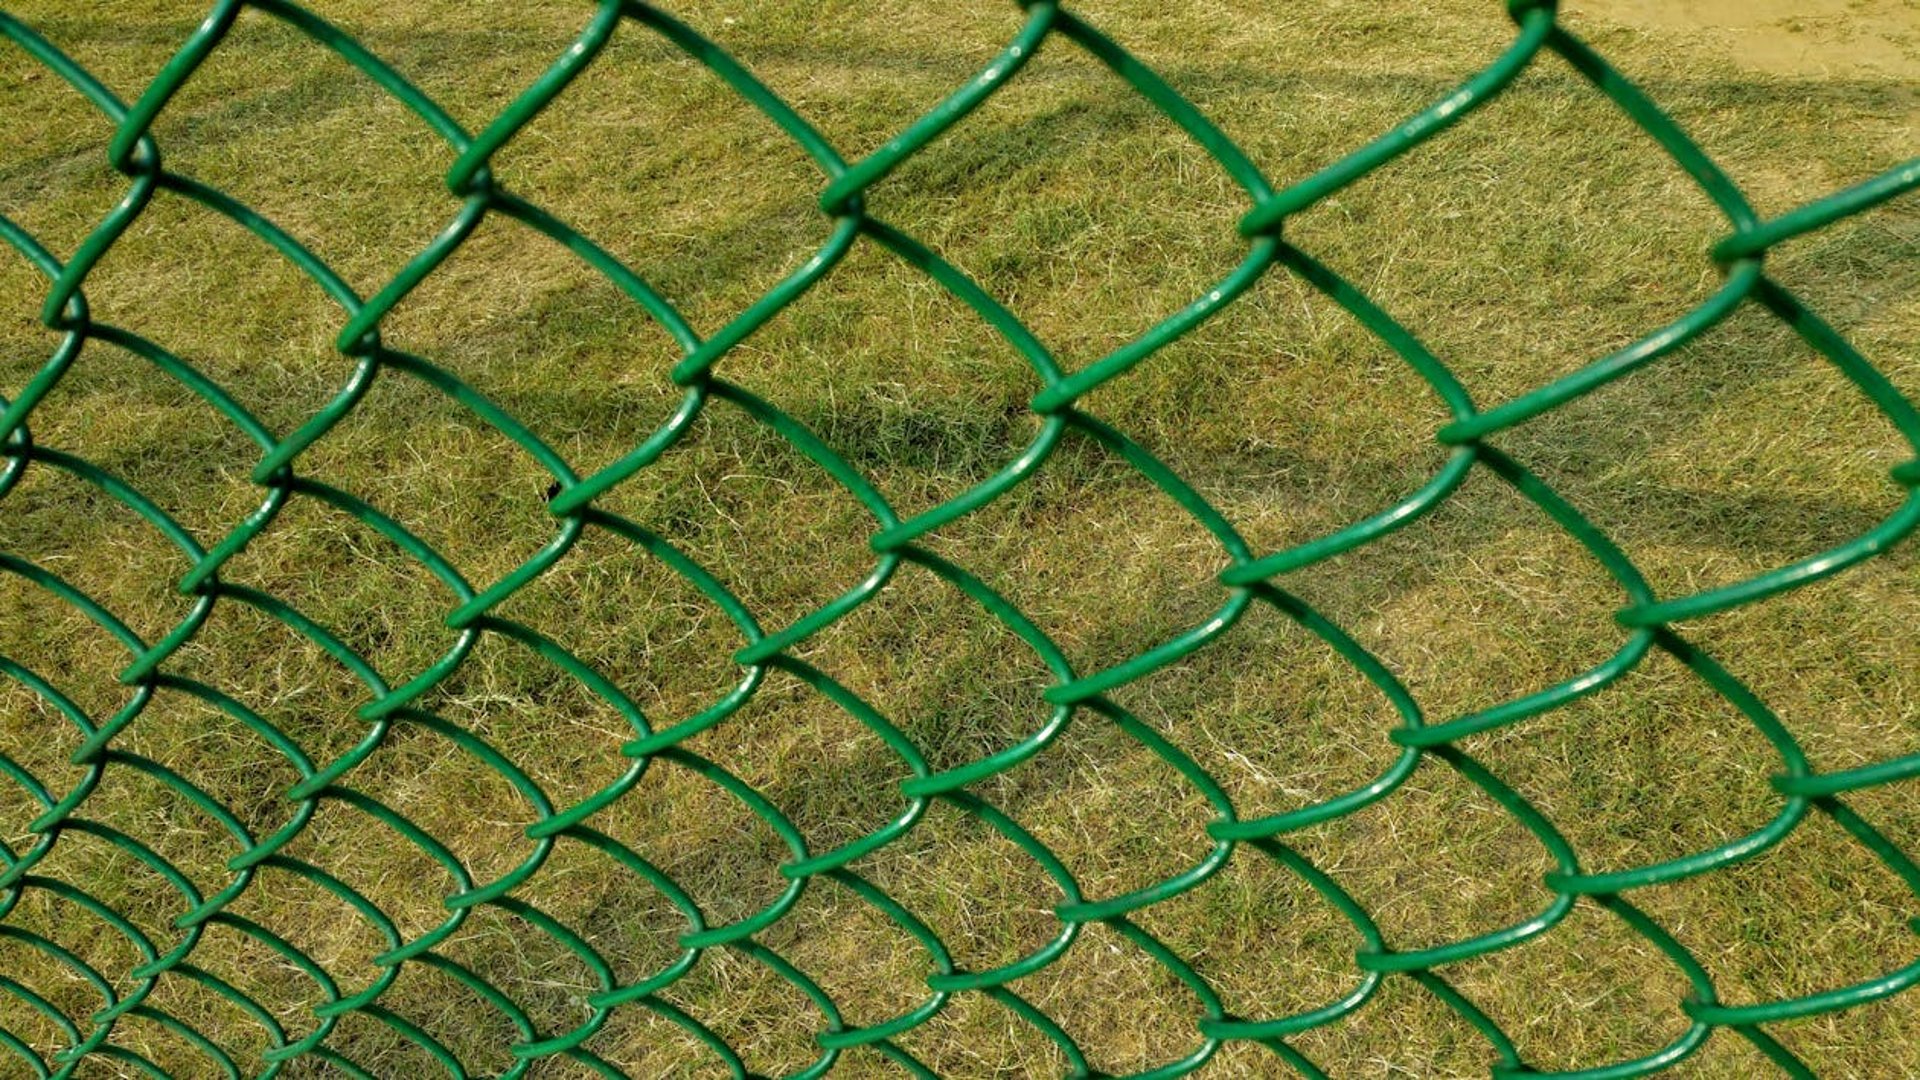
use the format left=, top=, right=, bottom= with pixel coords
left=2, top=0, right=1919, bottom=1076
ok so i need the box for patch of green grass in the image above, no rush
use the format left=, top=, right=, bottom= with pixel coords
left=2, top=0, right=1918, bottom=1076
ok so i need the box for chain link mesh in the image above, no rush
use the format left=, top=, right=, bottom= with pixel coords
left=2, top=0, right=1919, bottom=1075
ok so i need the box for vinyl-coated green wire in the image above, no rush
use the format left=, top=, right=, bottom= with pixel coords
left=1, top=2, right=1918, bottom=1077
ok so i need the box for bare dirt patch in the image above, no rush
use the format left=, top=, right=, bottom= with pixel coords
left=1578, top=0, right=1920, bottom=78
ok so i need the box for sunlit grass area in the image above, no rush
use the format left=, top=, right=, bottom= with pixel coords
left=1, top=0, right=1917, bottom=1076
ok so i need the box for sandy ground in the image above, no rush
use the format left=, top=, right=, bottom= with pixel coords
left=1578, top=0, right=1920, bottom=78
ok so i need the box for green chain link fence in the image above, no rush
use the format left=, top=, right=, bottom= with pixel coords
left=2, top=0, right=1919, bottom=1075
